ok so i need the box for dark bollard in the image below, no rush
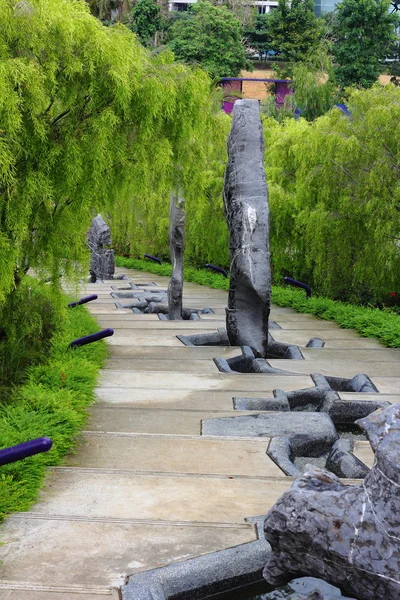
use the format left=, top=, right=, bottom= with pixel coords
left=68, top=294, right=98, bottom=308
left=0, top=437, right=52, bottom=467
left=144, top=254, right=162, bottom=265
left=69, top=328, right=114, bottom=349
left=284, top=276, right=311, bottom=298
left=205, top=264, right=228, bottom=278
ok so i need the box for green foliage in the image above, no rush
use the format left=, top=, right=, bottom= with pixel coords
left=272, top=286, right=400, bottom=347
left=291, top=51, right=339, bottom=120
left=167, top=1, right=252, bottom=78
left=0, top=277, right=62, bottom=390
left=331, top=0, right=398, bottom=88
left=0, top=293, right=107, bottom=521
left=116, top=256, right=400, bottom=347
left=260, top=51, right=339, bottom=121
left=129, top=0, right=162, bottom=46
left=0, top=0, right=226, bottom=313
left=243, top=13, right=272, bottom=57
left=268, top=0, right=326, bottom=68
left=263, top=85, right=400, bottom=305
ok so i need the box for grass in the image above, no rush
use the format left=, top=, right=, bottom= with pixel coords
left=0, top=299, right=108, bottom=522
left=116, top=256, right=400, bottom=349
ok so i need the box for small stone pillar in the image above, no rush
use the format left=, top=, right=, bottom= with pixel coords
left=167, top=192, right=185, bottom=320
left=87, top=214, right=115, bottom=281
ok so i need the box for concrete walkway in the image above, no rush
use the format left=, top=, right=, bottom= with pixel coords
left=0, top=267, right=399, bottom=599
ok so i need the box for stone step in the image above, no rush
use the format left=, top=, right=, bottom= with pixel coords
left=269, top=359, right=400, bottom=378
left=108, top=345, right=240, bottom=360
left=66, top=432, right=282, bottom=477
left=94, top=388, right=284, bottom=410
left=96, top=320, right=223, bottom=330
left=0, top=516, right=255, bottom=592
left=103, top=358, right=220, bottom=374
left=270, top=330, right=384, bottom=347
left=98, top=370, right=313, bottom=392
left=29, top=469, right=292, bottom=523
left=86, top=406, right=260, bottom=435
left=301, top=348, right=400, bottom=361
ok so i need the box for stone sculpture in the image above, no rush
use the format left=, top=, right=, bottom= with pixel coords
left=223, top=99, right=271, bottom=357
left=87, top=214, right=115, bottom=281
left=263, top=404, right=400, bottom=600
left=168, top=192, right=185, bottom=320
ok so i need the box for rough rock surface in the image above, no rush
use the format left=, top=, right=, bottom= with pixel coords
left=262, top=577, right=356, bottom=599
left=168, top=192, right=185, bottom=320
left=223, top=99, right=270, bottom=357
left=87, top=214, right=115, bottom=280
left=263, top=404, right=400, bottom=600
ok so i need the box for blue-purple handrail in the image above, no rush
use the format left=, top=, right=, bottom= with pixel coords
left=68, top=294, right=98, bottom=308
left=0, top=437, right=52, bottom=467
left=69, top=328, right=114, bottom=348
left=205, top=264, right=228, bottom=278
left=284, top=276, right=311, bottom=298
left=144, top=254, right=162, bottom=265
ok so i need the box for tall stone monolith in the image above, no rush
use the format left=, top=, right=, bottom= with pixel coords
left=223, top=99, right=270, bottom=357
left=168, top=192, right=185, bottom=320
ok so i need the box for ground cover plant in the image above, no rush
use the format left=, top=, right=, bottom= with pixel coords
left=116, top=256, right=400, bottom=348
left=0, top=288, right=107, bottom=522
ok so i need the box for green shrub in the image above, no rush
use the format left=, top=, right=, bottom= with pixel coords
left=0, top=292, right=107, bottom=521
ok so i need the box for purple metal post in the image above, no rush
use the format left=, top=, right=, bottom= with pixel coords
left=144, top=254, right=162, bottom=265
left=205, top=264, right=228, bottom=278
left=69, top=328, right=114, bottom=348
left=0, top=437, right=52, bottom=466
left=68, top=294, right=98, bottom=308
left=284, top=277, right=311, bottom=298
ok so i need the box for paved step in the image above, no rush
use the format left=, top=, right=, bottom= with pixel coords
left=29, top=469, right=291, bottom=523
left=66, top=432, right=282, bottom=477
left=86, top=406, right=265, bottom=435
left=0, top=516, right=254, bottom=590
left=2, top=266, right=394, bottom=599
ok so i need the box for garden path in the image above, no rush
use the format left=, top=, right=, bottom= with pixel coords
left=0, top=267, right=399, bottom=599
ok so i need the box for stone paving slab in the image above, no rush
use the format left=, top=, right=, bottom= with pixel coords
left=301, top=348, right=400, bottom=361
left=269, top=359, right=400, bottom=378
left=94, top=387, right=303, bottom=410
left=86, top=407, right=264, bottom=435
left=268, top=330, right=384, bottom=348
left=66, top=433, right=282, bottom=477
left=103, top=358, right=220, bottom=374
left=339, top=392, right=400, bottom=403
left=30, top=469, right=292, bottom=523
left=107, top=345, right=241, bottom=360
left=98, top=370, right=314, bottom=391
left=0, top=517, right=255, bottom=589
left=107, top=335, right=186, bottom=347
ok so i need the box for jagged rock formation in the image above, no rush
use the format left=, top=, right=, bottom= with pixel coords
left=168, top=192, right=185, bottom=320
left=87, top=214, right=115, bottom=281
left=263, top=404, right=400, bottom=600
left=223, top=99, right=270, bottom=357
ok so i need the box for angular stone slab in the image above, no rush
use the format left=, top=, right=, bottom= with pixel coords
left=66, top=433, right=282, bottom=477
left=353, top=441, right=375, bottom=468
left=0, top=516, right=255, bottom=589
left=202, top=412, right=337, bottom=445
left=30, top=469, right=293, bottom=523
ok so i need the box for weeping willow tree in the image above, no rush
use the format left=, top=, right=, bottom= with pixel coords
left=264, top=85, right=400, bottom=304
left=0, top=0, right=228, bottom=308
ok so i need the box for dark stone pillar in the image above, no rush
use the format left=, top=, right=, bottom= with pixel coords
left=223, top=99, right=271, bottom=357
left=168, top=192, right=185, bottom=320
left=87, top=214, right=115, bottom=281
